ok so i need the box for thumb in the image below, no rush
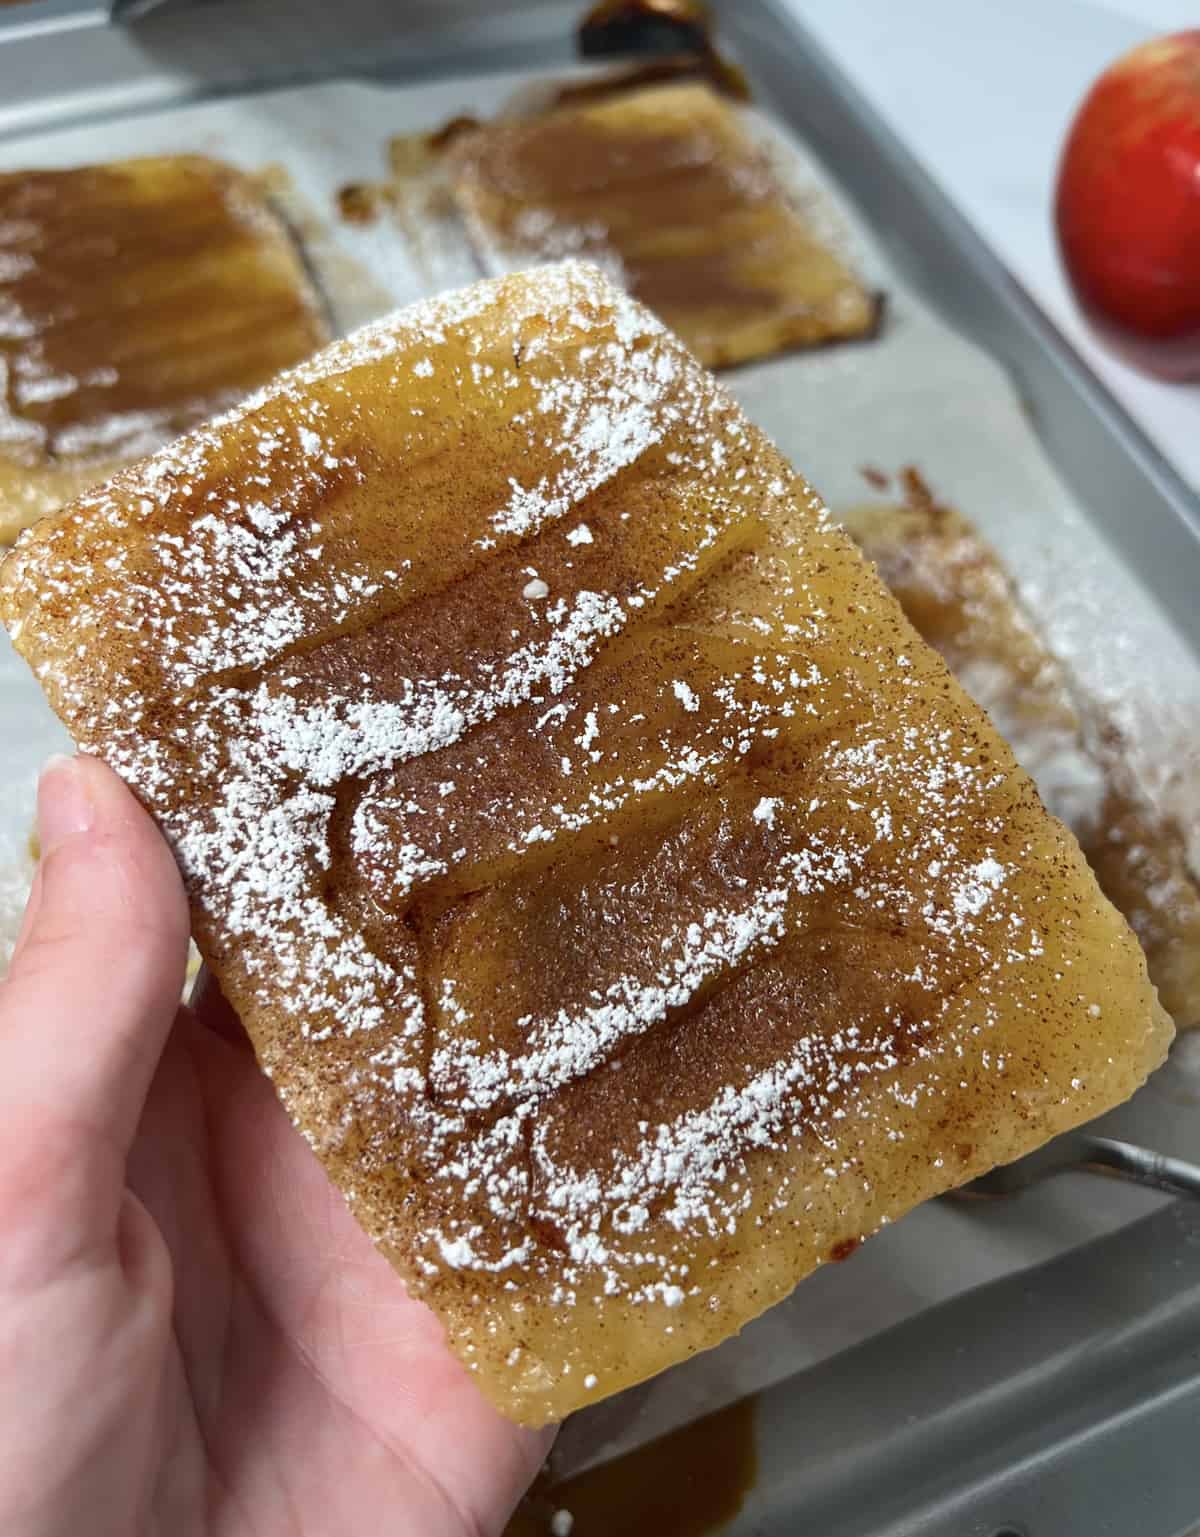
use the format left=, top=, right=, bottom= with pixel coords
left=0, top=756, right=188, bottom=1229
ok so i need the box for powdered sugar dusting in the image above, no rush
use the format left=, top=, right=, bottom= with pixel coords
left=0, top=260, right=1143, bottom=1417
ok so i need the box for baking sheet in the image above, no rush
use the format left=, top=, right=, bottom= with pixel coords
left=1, top=64, right=1198, bottom=1481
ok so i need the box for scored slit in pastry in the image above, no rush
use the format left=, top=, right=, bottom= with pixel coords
left=442, top=80, right=879, bottom=369
left=0, top=154, right=329, bottom=544
left=0, top=262, right=1170, bottom=1426
left=843, top=470, right=1200, bottom=1032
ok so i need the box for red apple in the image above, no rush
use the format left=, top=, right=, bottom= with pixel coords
left=1055, top=30, right=1200, bottom=381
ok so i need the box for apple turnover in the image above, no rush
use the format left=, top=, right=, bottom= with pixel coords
left=0, top=264, right=1169, bottom=1425
left=0, top=154, right=328, bottom=543
left=444, top=81, right=878, bottom=368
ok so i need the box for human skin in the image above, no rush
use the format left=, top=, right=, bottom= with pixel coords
left=0, top=754, right=550, bottom=1537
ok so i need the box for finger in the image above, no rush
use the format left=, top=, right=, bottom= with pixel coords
left=190, top=963, right=253, bottom=1050
left=7, top=861, right=43, bottom=972
left=184, top=1017, right=554, bottom=1532
left=0, top=754, right=189, bottom=1162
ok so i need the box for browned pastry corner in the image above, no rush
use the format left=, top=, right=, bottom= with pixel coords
left=844, top=469, right=1200, bottom=1032
left=444, top=81, right=878, bottom=368
left=0, top=264, right=1169, bottom=1426
left=0, top=154, right=329, bottom=544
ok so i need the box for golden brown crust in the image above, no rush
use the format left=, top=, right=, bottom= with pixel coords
left=445, top=82, right=878, bottom=368
left=1, top=266, right=1170, bottom=1425
left=0, top=154, right=329, bottom=544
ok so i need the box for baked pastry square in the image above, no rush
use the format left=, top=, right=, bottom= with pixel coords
left=845, top=471, right=1200, bottom=1032
left=445, top=81, right=878, bottom=368
left=0, top=263, right=1169, bottom=1426
left=0, top=154, right=329, bottom=543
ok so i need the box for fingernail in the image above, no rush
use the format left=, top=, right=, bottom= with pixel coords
left=38, top=755, right=94, bottom=854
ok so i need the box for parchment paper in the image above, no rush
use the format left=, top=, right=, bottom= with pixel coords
left=0, top=69, right=1197, bottom=1475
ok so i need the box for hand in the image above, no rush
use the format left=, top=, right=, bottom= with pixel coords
left=0, top=755, right=550, bottom=1537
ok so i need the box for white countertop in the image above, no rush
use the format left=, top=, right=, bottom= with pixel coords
left=782, top=0, right=1200, bottom=492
